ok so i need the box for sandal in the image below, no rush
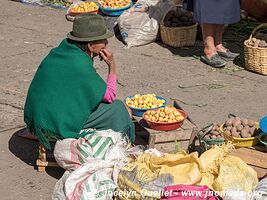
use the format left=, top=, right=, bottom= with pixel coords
left=200, top=54, right=226, bottom=68
left=217, top=50, right=240, bottom=61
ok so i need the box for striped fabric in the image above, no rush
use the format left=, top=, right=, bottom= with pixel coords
left=53, top=129, right=129, bottom=200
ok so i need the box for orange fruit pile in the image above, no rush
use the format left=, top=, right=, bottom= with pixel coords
left=70, top=2, right=99, bottom=13
left=99, top=0, right=131, bottom=9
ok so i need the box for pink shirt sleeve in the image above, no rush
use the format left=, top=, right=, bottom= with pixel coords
left=102, top=74, right=116, bottom=103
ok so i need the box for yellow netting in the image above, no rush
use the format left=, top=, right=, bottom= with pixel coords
left=116, top=144, right=258, bottom=199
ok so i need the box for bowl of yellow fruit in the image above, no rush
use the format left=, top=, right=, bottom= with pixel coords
left=125, top=94, right=166, bottom=117
left=142, top=106, right=187, bottom=131
left=98, top=0, right=133, bottom=16
left=69, top=1, right=99, bottom=16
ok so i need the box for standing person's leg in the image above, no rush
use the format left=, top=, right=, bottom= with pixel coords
left=202, top=23, right=217, bottom=59
left=200, top=23, right=226, bottom=68
left=214, top=24, right=240, bottom=61
left=214, top=24, right=227, bottom=52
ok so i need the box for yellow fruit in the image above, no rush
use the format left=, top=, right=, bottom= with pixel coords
left=175, top=116, right=183, bottom=121
left=169, top=114, right=175, bottom=119
left=159, top=108, right=164, bottom=112
left=173, top=111, right=180, bottom=116
left=126, top=94, right=165, bottom=109
left=159, top=112, right=165, bottom=117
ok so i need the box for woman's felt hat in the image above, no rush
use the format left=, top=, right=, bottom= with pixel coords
left=67, top=13, right=113, bottom=42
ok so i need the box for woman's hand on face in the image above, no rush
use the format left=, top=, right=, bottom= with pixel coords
left=99, top=49, right=115, bottom=68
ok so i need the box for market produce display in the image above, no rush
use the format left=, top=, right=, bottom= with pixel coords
left=226, top=19, right=262, bottom=37
left=204, top=123, right=224, bottom=140
left=248, top=33, right=267, bottom=48
left=70, top=1, right=99, bottom=13
left=42, top=0, right=72, bottom=8
left=222, top=117, right=259, bottom=138
left=143, top=106, right=184, bottom=123
left=98, top=0, right=131, bottom=9
left=125, top=94, right=165, bottom=109
left=163, top=9, right=195, bottom=28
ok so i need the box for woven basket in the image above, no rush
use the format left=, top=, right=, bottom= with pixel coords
left=244, top=23, right=267, bottom=75
left=160, top=11, right=197, bottom=48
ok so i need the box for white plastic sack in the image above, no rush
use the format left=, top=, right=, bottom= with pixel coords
left=52, top=129, right=129, bottom=200
left=118, top=0, right=175, bottom=48
left=253, top=177, right=267, bottom=200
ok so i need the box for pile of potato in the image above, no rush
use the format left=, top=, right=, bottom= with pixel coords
left=204, top=123, right=224, bottom=140
left=125, top=94, right=165, bottom=109
left=223, top=117, right=258, bottom=138
left=248, top=33, right=267, bottom=48
left=163, top=8, right=195, bottom=28
left=143, top=106, right=184, bottom=123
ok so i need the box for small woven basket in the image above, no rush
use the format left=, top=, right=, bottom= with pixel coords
left=244, top=23, right=267, bottom=75
left=160, top=10, right=197, bottom=48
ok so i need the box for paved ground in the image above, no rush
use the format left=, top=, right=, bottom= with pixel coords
left=0, top=1, right=266, bottom=199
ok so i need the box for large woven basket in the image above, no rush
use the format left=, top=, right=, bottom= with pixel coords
left=244, top=23, right=267, bottom=75
left=160, top=11, right=197, bottom=48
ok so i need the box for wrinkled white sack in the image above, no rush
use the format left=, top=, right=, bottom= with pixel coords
left=52, top=129, right=129, bottom=200
left=118, top=0, right=175, bottom=48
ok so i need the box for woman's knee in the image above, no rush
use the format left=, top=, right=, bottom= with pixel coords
left=112, top=99, right=132, bottom=118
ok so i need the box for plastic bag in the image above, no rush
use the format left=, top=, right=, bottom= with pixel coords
left=213, top=155, right=258, bottom=192
left=117, top=0, right=175, bottom=48
left=199, top=144, right=258, bottom=193
left=161, top=184, right=219, bottom=200
left=115, top=151, right=202, bottom=199
left=21, top=0, right=70, bottom=9
left=223, top=177, right=267, bottom=200
left=52, top=129, right=129, bottom=200
left=253, top=177, right=267, bottom=200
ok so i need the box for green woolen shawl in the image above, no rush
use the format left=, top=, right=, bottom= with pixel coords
left=24, top=39, right=106, bottom=149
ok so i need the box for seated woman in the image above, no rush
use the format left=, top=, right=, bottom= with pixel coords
left=24, top=14, right=135, bottom=149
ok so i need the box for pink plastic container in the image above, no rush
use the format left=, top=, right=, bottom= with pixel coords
left=161, top=184, right=220, bottom=200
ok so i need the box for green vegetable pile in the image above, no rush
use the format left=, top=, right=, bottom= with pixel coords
left=226, top=18, right=264, bottom=37
left=41, top=0, right=72, bottom=8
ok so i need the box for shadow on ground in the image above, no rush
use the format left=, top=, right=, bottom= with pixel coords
left=8, top=128, right=64, bottom=179
left=157, top=29, right=246, bottom=69
left=157, top=39, right=203, bottom=58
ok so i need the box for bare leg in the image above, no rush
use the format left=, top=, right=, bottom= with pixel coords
left=214, top=24, right=240, bottom=60
left=201, top=23, right=227, bottom=68
left=214, top=24, right=227, bottom=52
left=202, top=23, right=217, bottom=59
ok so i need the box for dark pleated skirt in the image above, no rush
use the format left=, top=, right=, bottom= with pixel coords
left=184, top=0, right=240, bottom=24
